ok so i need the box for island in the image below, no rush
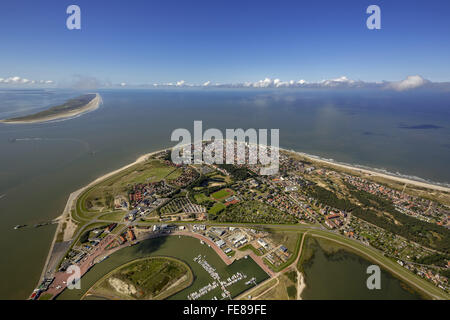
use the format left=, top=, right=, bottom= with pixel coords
left=32, top=141, right=450, bottom=300
left=0, top=93, right=101, bottom=124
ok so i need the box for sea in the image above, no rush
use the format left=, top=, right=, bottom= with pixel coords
left=0, top=88, right=449, bottom=299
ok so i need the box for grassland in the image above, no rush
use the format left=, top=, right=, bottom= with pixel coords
left=258, top=273, right=297, bottom=300
left=217, top=201, right=298, bottom=224
left=194, top=193, right=210, bottom=204
left=73, top=159, right=180, bottom=222
left=211, top=188, right=233, bottom=201
left=208, top=202, right=226, bottom=215
left=264, top=232, right=302, bottom=272
left=98, top=211, right=126, bottom=222
left=86, top=256, right=193, bottom=300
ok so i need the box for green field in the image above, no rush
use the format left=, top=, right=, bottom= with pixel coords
left=211, top=188, right=233, bottom=201
left=208, top=202, right=226, bottom=215
left=87, top=257, right=192, bottom=300
left=98, top=211, right=126, bottom=222
left=74, top=159, right=180, bottom=220
left=194, top=193, right=210, bottom=204
left=264, top=232, right=302, bottom=272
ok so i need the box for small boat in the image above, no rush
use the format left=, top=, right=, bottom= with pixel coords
left=98, top=255, right=109, bottom=263
left=14, top=224, right=27, bottom=230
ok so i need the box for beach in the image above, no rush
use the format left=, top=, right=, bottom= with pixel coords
left=0, top=93, right=102, bottom=124
left=281, top=148, right=450, bottom=193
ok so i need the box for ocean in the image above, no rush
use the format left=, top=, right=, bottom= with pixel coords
left=0, top=88, right=449, bottom=299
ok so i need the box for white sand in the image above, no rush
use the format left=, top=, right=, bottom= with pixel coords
left=0, top=93, right=102, bottom=124
left=282, top=148, right=450, bottom=193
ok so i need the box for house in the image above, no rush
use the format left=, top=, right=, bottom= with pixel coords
left=215, top=239, right=226, bottom=248
left=257, top=239, right=269, bottom=249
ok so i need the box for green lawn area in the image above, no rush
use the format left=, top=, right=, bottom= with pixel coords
left=88, top=257, right=192, bottom=300
left=211, top=188, right=233, bottom=201
left=73, top=159, right=179, bottom=222
left=209, top=202, right=226, bottom=215
left=269, top=230, right=300, bottom=253
left=194, top=193, right=210, bottom=204
left=264, top=232, right=303, bottom=273
left=98, top=211, right=126, bottom=222
left=38, top=293, right=53, bottom=300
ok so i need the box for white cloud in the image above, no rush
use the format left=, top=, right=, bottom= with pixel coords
left=129, top=75, right=443, bottom=91
left=387, top=75, right=428, bottom=91
left=0, top=76, right=54, bottom=86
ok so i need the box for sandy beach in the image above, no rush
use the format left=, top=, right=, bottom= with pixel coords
left=39, top=148, right=168, bottom=284
left=281, top=148, right=450, bottom=193
left=0, top=93, right=102, bottom=124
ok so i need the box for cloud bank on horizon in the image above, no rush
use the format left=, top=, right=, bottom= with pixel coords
left=0, top=76, right=54, bottom=86
left=0, top=75, right=448, bottom=92
left=146, top=75, right=445, bottom=91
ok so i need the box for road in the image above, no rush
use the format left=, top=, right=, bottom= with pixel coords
left=45, top=217, right=449, bottom=300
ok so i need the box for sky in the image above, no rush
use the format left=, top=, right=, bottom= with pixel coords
left=1, top=0, right=450, bottom=86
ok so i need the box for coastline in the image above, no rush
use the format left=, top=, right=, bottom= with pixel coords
left=38, top=148, right=169, bottom=285
left=0, top=93, right=102, bottom=124
left=280, top=148, right=450, bottom=193
left=297, top=271, right=306, bottom=300
left=39, top=143, right=450, bottom=291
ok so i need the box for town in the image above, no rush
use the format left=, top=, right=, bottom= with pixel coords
left=31, top=141, right=450, bottom=300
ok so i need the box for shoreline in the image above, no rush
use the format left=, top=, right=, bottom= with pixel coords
left=38, top=148, right=169, bottom=285
left=0, top=93, right=102, bottom=124
left=281, top=147, right=450, bottom=193
left=38, top=143, right=450, bottom=290
left=297, top=271, right=306, bottom=300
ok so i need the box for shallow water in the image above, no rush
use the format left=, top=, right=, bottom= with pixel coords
left=300, top=238, right=423, bottom=300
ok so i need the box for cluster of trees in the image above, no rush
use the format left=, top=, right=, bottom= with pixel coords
left=217, top=164, right=253, bottom=180
left=306, top=185, right=450, bottom=253
left=413, top=253, right=450, bottom=267
left=217, top=201, right=297, bottom=224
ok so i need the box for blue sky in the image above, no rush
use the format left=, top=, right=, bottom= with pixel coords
left=1, top=0, right=450, bottom=85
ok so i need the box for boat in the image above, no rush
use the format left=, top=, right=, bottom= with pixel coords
left=14, top=224, right=27, bottom=230
left=98, top=255, right=109, bottom=263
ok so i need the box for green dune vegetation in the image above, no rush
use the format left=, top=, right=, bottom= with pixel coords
left=85, top=256, right=193, bottom=300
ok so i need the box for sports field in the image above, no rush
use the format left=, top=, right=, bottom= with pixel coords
left=211, top=188, right=233, bottom=201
